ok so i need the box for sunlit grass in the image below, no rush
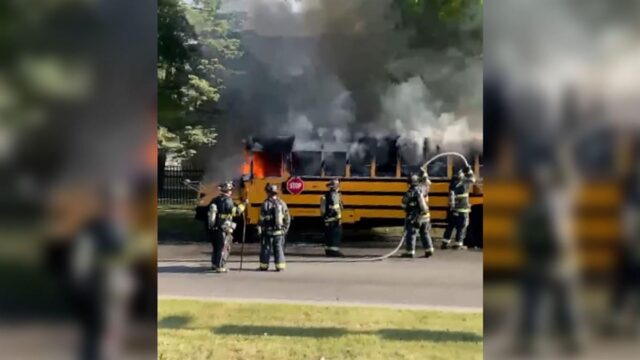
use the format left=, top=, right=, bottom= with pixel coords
left=158, top=299, right=483, bottom=360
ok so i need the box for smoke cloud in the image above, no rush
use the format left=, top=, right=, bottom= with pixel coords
left=204, top=0, right=482, bottom=181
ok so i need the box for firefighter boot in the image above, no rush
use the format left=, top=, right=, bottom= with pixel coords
left=325, top=248, right=345, bottom=257
left=424, top=248, right=434, bottom=258
left=451, top=242, right=467, bottom=250
left=401, top=251, right=415, bottom=258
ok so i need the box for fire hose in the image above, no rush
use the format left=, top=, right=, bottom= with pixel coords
left=326, top=151, right=471, bottom=263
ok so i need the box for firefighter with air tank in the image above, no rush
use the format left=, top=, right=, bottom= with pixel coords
left=441, top=165, right=476, bottom=250
left=257, top=183, right=291, bottom=271
left=207, top=181, right=247, bottom=273
left=321, top=178, right=345, bottom=257
left=441, top=168, right=461, bottom=248
left=401, top=170, right=435, bottom=258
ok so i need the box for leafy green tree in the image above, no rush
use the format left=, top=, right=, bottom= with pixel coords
left=394, top=0, right=483, bottom=54
left=157, top=0, right=241, bottom=163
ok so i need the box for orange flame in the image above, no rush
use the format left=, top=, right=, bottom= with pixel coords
left=241, top=152, right=266, bottom=178
left=242, top=153, right=250, bottom=175
left=253, top=153, right=266, bottom=178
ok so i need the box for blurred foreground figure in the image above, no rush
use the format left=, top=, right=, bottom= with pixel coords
left=606, top=160, right=640, bottom=335
left=0, top=0, right=156, bottom=357
left=207, top=181, right=247, bottom=273
left=401, top=171, right=434, bottom=258
left=515, top=162, right=583, bottom=355
left=258, top=184, right=290, bottom=271
left=321, top=179, right=344, bottom=257
left=484, top=0, right=640, bottom=357
left=46, top=184, right=140, bottom=360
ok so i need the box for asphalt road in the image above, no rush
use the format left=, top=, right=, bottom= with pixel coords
left=159, top=241, right=483, bottom=311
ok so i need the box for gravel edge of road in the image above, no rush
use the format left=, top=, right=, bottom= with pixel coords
left=159, top=295, right=483, bottom=313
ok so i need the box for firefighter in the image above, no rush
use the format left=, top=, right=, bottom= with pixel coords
left=321, top=178, right=344, bottom=257
left=401, top=171, right=434, bottom=258
left=515, top=162, right=583, bottom=354
left=606, top=162, right=640, bottom=334
left=442, top=165, right=475, bottom=250
left=207, top=181, right=247, bottom=273
left=441, top=169, right=462, bottom=249
left=258, top=183, right=291, bottom=271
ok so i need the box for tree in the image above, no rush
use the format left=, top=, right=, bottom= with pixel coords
left=394, top=0, right=483, bottom=55
left=157, top=0, right=242, bottom=162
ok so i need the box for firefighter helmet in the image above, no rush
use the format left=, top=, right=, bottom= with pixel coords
left=408, top=173, right=420, bottom=185
left=265, top=183, right=279, bottom=195
left=327, top=178, right=340, bottom=190
left=218, top=181, right=234, bottom=193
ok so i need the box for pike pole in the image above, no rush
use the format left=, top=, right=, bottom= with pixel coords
left=239, top=200, right=247, bottom=271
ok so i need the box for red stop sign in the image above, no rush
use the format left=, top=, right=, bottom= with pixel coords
left=286, top=177, right=304, bottom=195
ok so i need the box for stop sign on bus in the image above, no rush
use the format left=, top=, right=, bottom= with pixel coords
left=286, top=177, right=304, bottom=195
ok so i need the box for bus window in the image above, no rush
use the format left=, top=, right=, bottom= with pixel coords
left=375, top=138, right=398, bottom=177
left=292, top=151, right=322, bottom=176
left=253, top=152, right=282, bottom=178
left=324, top=152, right=347, bottom=177
left=349, top=139, right=374, bottom=177
left=426, top=157, right=448, bottom=178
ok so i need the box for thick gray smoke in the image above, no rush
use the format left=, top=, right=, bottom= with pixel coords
left=205, top=0, right=482, bottom=181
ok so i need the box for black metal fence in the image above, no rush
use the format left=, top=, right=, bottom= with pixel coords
left=158, top=166, right=204, bottom=205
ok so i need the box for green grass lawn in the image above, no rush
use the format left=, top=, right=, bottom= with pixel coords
left=158, top=299, right=483, bottom=360
left=158, top=206, right=203, bottom=242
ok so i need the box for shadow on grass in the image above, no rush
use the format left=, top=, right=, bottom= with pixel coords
left=212, top=324, right=482, bottom=342
left=159, top=315, right=193, bottom=329
left=213, top=325, right=348, bottom=338
left=158, top=209, right=204, bottom=243
left=377, top=328, right=483, bottom=342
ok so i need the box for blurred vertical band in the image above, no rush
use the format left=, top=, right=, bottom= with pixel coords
left=484, top=0, right=640, bottom=358
left=0, top=0, right=157, bottom=359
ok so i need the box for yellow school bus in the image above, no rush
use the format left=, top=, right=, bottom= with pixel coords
left=198, top=136, right=484, bottom=241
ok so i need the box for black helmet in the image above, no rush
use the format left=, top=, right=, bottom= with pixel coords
left=265, top=183, right=278, bottom=195
left=327, top=178, right=339, bottom=190
left=218, top=181, right=234, bottom=193
left=463, top=165, right=473, bottom=177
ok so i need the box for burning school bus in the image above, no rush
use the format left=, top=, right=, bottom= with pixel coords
left=198, top=136, right=483, bottom=243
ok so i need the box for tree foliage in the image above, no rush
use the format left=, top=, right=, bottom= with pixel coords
left=394, top=0, right=483, bottom=54
left=157, top=0, right=241, bottom=160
